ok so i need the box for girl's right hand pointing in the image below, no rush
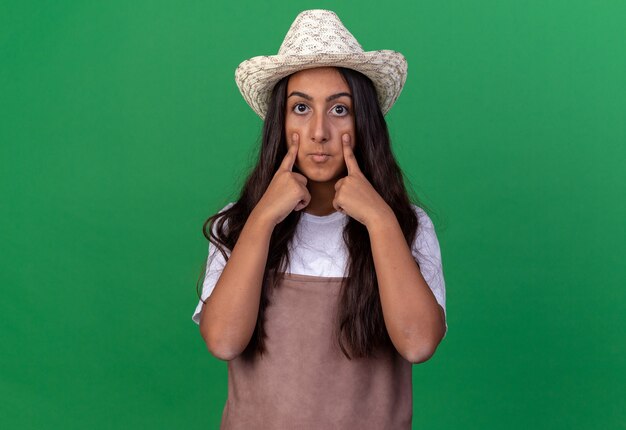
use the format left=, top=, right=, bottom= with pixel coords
left=253, top=133, right=311, bottom=226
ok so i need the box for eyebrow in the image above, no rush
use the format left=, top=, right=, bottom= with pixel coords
left=287, top=91, right=352, bottom=102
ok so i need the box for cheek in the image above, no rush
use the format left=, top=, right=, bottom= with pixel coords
left=331, top=116, right=355, bottom=143
left=284, top=120, right=305, bottom=147
left=285, top=114, right=306, bottom=130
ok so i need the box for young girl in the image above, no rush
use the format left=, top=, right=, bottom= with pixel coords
left=192, top=9, right=447, bottom=429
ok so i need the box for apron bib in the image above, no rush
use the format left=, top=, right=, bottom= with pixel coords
left=220, top=272, right=413, bottom=429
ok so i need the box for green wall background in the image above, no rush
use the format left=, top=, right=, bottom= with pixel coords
left=1, top=1, right=624, bottom=428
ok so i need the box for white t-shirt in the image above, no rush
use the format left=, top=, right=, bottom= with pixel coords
left=192, top=202, right=448, bottom=337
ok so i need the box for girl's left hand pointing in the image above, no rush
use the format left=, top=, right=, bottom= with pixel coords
left=333, top=133, right=393, bottom=226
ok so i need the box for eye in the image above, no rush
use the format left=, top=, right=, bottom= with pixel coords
left=293, top=103, right=309, bottom=114
left=331, top=104, right=350, bottom=116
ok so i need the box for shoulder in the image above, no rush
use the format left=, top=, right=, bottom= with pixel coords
left=409, top=203, right=435, bottom=230
left=215, top=201, right=237, bottom=222
left=210, top=202, right=237, bottom=235
left=408, top=203, right=441, bottom=257
left=219, top=201, right=236, bottom=213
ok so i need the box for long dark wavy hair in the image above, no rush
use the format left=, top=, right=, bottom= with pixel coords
left=197, top=66, right=430, bottom=362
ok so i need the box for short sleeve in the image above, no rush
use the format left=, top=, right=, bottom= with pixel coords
left=191, top=202, right=235, bottom=325
left=410, top=204, right=448, bottom=338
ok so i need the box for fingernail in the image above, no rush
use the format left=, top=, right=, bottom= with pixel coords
left=292, top=133, right=298, bottom=142
left=342, top=134, right=350, bottom=143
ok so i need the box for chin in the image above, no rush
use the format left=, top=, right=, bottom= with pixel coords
left=302, top=170, right=343, bottom=183
left=306, top=176, right=335, bottom=184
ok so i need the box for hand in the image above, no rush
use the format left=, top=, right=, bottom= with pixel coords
left=332, top=133, right=392, bottom=227
left=253, top=133, right=311, bottom=226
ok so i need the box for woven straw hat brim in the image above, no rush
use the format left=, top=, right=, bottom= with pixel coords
left=235, top=50, right=408, bottom=120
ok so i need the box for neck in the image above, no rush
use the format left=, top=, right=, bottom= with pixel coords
left=303, top=179, right=339, bottom=216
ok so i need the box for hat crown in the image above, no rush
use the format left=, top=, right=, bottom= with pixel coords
left=277, top=9, right=364, bottom=56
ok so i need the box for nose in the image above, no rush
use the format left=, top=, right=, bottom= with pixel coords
left=310, top=110, right=329, bottom=143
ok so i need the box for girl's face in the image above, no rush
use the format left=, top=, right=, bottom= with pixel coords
left=285, top=67, right=356, bottom=183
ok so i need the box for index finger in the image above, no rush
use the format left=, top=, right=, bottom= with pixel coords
left=342, top=133, right=361, bottom=175
left=279, top=133, right=299, bottom=172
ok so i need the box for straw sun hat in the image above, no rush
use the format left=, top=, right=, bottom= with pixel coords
left=234, top=9, right=408, bottom=120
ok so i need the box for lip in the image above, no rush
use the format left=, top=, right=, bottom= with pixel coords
left=309, top=154, right=330, bottom=162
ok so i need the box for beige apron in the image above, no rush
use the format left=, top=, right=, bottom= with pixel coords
left=220, top=272, right=413, bottom=430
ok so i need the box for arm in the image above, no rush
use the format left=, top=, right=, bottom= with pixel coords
left=366, top=207, right=446, bottom=364
left=199, top=209, right=275, bottom=361
left=332, top=134, right=445, bottom=363
left=199, top=133, right=309, bottom=361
